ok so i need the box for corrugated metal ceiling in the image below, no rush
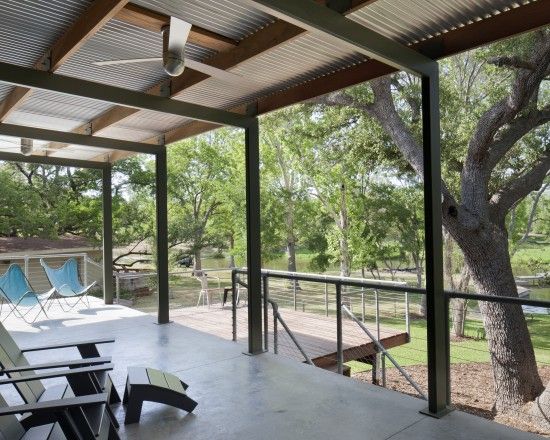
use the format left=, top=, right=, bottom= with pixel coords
left=349, top=0, right=535, bottom=45
left=0, top=0, right=541, bottom=162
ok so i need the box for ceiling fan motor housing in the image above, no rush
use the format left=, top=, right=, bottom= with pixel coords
left=20, top=138, right=33, bottom=156
left=162, top=26, right=185, bottom=77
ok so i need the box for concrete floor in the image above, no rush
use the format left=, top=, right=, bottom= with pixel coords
left=2, top=298, right=542, bottom=440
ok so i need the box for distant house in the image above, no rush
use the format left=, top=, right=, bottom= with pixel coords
left=0, top=235, right=97, bottom=256
left=0, top=235, right=102, bottom=292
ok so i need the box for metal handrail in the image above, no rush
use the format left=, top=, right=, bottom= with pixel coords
left=342, top=304, right=427, bottom=400
left=233, top=268, right=417, bottom=294
left=268, top=298, right=314, bottom=366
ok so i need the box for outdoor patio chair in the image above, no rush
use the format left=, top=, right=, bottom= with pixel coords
left=40, top=258, right=96, bottom=311
left=0, top=323, right=121, bottom=407
left=0, top=389, right=117, bottom=440
left=0, top=264, right=54, bottom=324
left=195, top=273, right=221, bottom=307
left=0, top=359, right=119, bottom=438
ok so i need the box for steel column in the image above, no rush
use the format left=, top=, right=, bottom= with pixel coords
left=245, top=119, right=263, bottom=354
left=422, top=69, right=450, bottom=416
left=102, top=164, right=114, bottom=305
left=336, top=283, right=343, bottom=374
left=156, top=147, right=170, bottom=324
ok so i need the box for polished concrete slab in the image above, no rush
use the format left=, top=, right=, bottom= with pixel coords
left=1, top=299, right=542, bottom=439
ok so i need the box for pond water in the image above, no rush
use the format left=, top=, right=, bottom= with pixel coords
left=523, top=286, right=550, bottom=315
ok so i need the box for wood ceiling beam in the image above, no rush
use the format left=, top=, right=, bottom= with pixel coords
left=114, top=4, right=239, bottom=52
left=74, top=0, right=375, bottom=152
left=0, top=0, right=129, bottom=123
left=158, top=0, right=550, bottom=146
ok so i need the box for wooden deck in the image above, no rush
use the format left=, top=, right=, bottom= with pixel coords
left=170, top=305, right=409, bottom=371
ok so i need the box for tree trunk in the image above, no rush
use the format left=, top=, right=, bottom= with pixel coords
left=339, top=183, right=351, bottom=278
left=459, top=229, right=543, bottom=411
left=228, top=234, right=236, bottom=268
left=193, top=249, right=202, bottom=272
left=287, top=239, right=297, bottom=273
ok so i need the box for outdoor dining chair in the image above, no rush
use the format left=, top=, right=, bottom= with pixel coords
left=0, top=264, right=53, bottom=324
left=40, top=258, right=96, bottom=311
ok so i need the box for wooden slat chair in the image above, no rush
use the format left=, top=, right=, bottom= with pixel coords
left=0, top=390, right=114, bottom=439
left=0, top=323, right=121, bottom=407
left=0, top=364, right=119, bottom=439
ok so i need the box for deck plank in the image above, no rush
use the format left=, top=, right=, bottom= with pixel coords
left=170, top=306, right=408, bottom=368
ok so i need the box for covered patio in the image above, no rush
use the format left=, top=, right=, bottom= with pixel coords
left=1, top=298, right=539, bottom=440
left=0, top=0, right=548, bottom=438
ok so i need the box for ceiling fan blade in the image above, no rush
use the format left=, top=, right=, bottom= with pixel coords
left=168, top=16, right=192, bottom=54
left=185, top=59, right=257, bottom=87
left=93, top=58, right=162, bottom=66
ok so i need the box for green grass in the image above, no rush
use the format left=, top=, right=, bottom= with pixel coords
left=511, top=240, right=550, bottom=276
left=348, top=312, right=550, bottom=374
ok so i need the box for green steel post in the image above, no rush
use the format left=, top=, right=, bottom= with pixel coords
left=102, top=165, right=113, bottom=305
left=245, top=119, right=263, bottom=354
left=422, top=69, right=450, bottom=416
left=156, top=148, right=170, bottom=324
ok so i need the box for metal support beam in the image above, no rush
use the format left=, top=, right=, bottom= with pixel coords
left=0, top=151, right=107, bottom=169
left=247, top=0, right=434, bottom=75
left=421, top=70, right=450, bottom=417
left=0, top=61, right=252, bottom=128
left=102, top=164, right=114, bottom=305
left=156, top=147, right=170, bottom=324
left=245, top=118, right=263, bottom=354
left=0, top=123, right=161, bottom=155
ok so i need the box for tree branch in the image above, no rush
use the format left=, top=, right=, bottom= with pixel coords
left=489, top=151, right=550, bottom=224
left=487, top=105, right=550, bottom=169
left=488, top=56, right=538, bottom=71
left=461, top=32, right=550, bottom=217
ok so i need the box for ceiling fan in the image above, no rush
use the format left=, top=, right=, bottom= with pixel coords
left=92, top=17, right=251, bottom=86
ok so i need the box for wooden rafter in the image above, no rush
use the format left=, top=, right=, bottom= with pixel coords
left=81, top=1, right=375, bottom=162
left=0, top=0, right=129, bottom=123
left=157, top=0, right=550, bottom=146
left=114, top=4, right=238, bottom=52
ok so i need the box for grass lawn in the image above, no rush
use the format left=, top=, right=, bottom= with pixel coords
left=348, top=312, right=550, bottom=374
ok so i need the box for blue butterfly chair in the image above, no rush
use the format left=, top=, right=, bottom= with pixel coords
left=40, top=258, right=96, bottom=311
left=0, top=265, right=53, bottom=323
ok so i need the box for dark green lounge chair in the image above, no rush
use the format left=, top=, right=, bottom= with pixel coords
left=0, top=390, right=114, bottom=439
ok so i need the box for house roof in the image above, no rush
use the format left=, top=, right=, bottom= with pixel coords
left=0, top=235, right=93, bottom=255
left=0, top=0, right=547, bottom=163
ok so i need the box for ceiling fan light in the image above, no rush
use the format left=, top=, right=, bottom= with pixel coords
left=162, top=25, right=185, bottom=77
left=163, top=51, right=185, bottom=76
left=20, top=138, right=33, bottom=156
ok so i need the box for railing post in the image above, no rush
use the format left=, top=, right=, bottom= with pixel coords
left=263, top=274, right=269, bottom=351
left=115, top=274, right=120, bottom=304
left=405, top=291, right=410, bottom=336
left=83, top=253, right=88, bottom=287
left=324, top=280, right=329, bottom=317
left=23, top=256, right=29, bottom=278
left=361, top=289, right=365, bottom=323
left=273, top=303, right=278, bottom=355
left=293, top=280, right=297, bottom=311
left=336, top=283, right=343, bottom=375
left=375, top=290, right=380, bottom=341
left=232, top=270, right=237, bottom=342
